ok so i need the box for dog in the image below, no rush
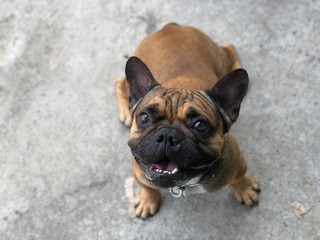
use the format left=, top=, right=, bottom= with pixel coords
left=115, top=23, right=260, bottom=219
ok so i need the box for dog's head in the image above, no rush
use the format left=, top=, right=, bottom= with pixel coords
left=126, top=57, right=248, bottom=188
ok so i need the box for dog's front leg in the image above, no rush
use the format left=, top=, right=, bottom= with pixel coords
left=132, top=159, right=161, bottom=219
left=231, top=174, right=260, bottom=206
left=229, top=154, right=260, bottom=206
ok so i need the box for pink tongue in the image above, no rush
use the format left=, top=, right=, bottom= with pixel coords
left=167, top=161, right=178, bottom=171
left=155, top=160, right=178, bottom=171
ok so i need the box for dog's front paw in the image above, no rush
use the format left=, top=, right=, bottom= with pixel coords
left=133, top=188, right=161, bottom=219
left=231, top=175, right=260, bottom=206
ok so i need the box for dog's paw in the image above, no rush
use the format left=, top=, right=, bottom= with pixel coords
left=232, top=176, right=260, bottom=206
left=133, top=188, right=161, bottom=219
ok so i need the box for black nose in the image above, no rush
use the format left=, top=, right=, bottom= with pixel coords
left=155, top=127, right=183, bottom=148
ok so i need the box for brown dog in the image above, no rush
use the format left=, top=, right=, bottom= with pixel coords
left=115, top=23, right=260, bottom=219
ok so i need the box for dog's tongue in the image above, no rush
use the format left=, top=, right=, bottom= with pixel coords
left=167, top=161, right=179, bottom=171
left=155, top=159, right=178, bottom=171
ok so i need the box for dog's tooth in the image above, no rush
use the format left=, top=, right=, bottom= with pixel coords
left=164, top=170, right=168, bottom=174
left=172, top=168, right=178, bottom=174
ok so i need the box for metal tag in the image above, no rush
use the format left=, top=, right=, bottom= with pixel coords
left=169, top=186, right=185, bottom=198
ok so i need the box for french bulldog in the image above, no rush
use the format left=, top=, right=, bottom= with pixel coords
left=115, top=23, right=260, bottom=219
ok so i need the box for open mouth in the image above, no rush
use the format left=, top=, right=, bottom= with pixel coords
left=151, top=158, right=179, bottom=175
left=135, top=156, right=204, bottom=188
left=135, top=156, right=184, bottom=186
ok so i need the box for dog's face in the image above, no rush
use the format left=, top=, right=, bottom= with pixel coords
left=126, top=57, right=248, bottom=188
left=128, top=87, right=225, bottom=188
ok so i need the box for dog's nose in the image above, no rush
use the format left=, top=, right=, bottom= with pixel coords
left=156, top=127, right=182, bottom=147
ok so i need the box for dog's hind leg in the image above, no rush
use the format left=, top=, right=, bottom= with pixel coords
left=114, top=77, right=132, bottom=127
left=225, top=43, right=242, bottom=70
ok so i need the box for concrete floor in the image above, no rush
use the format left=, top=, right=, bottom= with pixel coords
left=0, top=0, right=319, bottom=239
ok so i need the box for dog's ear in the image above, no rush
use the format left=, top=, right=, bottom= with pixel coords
left=206, top=69, right=249, bottom=132
left=125, top=56, right=159, bottom=109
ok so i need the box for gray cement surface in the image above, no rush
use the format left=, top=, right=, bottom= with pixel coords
left=1, top=0, right=319, bottom=239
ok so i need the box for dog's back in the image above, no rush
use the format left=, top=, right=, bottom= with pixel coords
left=134, top=23, right=235, bottom=89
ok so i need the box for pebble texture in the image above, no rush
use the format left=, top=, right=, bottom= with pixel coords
left=0, top=0, right=319, bottom=239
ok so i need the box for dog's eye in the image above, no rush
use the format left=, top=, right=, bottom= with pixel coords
left=193, top=120, right=207, bottom=132
left=139, top=112, right=149, bottom=123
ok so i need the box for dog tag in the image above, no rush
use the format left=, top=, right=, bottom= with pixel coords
left=169, top=186, right=185, bottom=198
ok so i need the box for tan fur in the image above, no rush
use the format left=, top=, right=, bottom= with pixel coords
left=115, top=24, right=259, bottom=219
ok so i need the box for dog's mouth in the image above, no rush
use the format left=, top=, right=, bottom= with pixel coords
left=135, top=156, right=208, bottom=188
left=150, top=158, right=179, bottom=175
